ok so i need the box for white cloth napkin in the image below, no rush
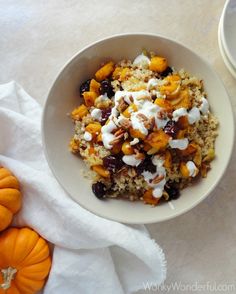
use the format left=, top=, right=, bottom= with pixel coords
left=0, top=81, right=166, bottom=294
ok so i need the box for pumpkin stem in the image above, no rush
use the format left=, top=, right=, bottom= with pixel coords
left=0, top=267, right=17, bottom=290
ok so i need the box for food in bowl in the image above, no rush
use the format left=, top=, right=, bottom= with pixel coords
left=69, top=51, right=218, bottom=206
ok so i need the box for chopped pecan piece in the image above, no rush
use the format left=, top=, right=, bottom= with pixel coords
left=117, top=97, right=129, bottom=112
left=151, top=174, right=165, bottom=184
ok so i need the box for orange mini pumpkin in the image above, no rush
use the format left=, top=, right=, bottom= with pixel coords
left=0, top=167, right=22, bottom=232
left=0, top=227, right=51, bottom=294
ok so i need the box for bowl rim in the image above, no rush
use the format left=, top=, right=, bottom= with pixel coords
left=218, top=12, right=236, bottom=79
left=221, top=0, right=236, bottom=70
left=42, top=32, right=235, bottom=224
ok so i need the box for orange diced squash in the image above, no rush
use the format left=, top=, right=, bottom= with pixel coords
left=89, top=79, right=100, bottom=94
left=92, top=165, right=110, bottom=178
left=143, top=189, right=160, bottom=206
left=122, top=103, right=138, bottom=118
left=154, top=98, right=173, bottom=112
left=83, top=91, right=98, bottom=107
left=95, top=61, right=115, bottom=81
left=164, top=150, right=172, bottom=169
left=112, top=67, right=122, bottom=79
left=71, top=104, right=88, bottom=120
left=160, top=75, right=181, bottom=99
left=121, top=141, right=134, bottom=155
left=180, top=162, right=190, bottom=178
left=96, top=133, right=103, bottom=143
left=179, top=143, right=197, bottom=156
left=145, top=130, right=170, bottom=151
left=69, top=138, right=80, bottom=153
left=171, top=90, right=191, bottom=110
left=85, top=123, right=101, bottom=135
left=129, top=127, right=146, bottom=140
left=149, top=56, right=168, bottom=73
left=120, top=68, right=131, bottom=81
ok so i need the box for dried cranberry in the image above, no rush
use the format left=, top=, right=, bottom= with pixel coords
left=165, top=182, right=180, bottom=200
left=101, top=108, right=111, bottom=125
left=79, top=79, right=91, bottom=96
left=164, top=120, right=179, bottom=138
left=160, top=66, right=173, bottom=77
left=92, top=182, right=107, bottom=199
left=100, top=80, right=114, bottom=98
left=103, top=155, right=124, bottom=172
left=136, top=156, right=156, bottom=175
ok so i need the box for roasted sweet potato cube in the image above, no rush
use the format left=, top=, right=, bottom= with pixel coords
left=95, top=61, right=115, bottom=81
left=89, top=79, right=100, bottom=94
left=85, top=123, right=102, bottom=136
left=160, top=75, right=181, bottom=99
left=83, top=91, right=98, bottom=107
left=171, top=90, right=192, bottom=110
left=145, top=130, right=170, bottom=151
left=154, top=98, right=173, bottom=112
left=71, top=104, right=88, bottom=120
left=112, top=66, right=122, bottom=79
left=69, top=138, right=80, bottom=153
left=96, top=133, right=103, bottom=143
left=180, top=162, right=190, bottom=178
left=129, top=127, right=146, bottom=140
left=92, top=165, right=110, bottom=178
left=164, top=150, right=172, bottom=168
left=120, top=68, right=131, bottom=81
left=179, top=142, right=198, bottom=156
left=149, top=56, right=168, bottom=73
left=143, top=189, right=160, bottom=206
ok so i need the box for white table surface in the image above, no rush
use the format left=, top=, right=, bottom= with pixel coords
left=1, top=1, right=236, bottom=293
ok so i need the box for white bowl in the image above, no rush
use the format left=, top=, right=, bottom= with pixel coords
left=42, top=33, right=234, bottom=224
left=218, top=7, right=236, bottom=79
left=221, top=0, right=236, bottom=69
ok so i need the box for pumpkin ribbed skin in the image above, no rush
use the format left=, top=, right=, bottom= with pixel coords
left=0, top=228, right=51, bottom=294
left=0, top=168, right=22, bottom=231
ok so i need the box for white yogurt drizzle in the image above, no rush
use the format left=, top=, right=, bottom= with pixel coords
left=142, top=155, right=166, bottom=198
left=186, top=161, right=198, bottom=177
left=122, top=155, right=142, bottom=166
left=133, top=54, right=150, bottom=68
left=199, top=97, right=209, bottom=114
left=172, top=106, right=200, bottom=124
left=84, top=131, right=92, bottom=141
left=188, top=107, right=200, bottom=124
left=91, top=108, right=102, bottom=121
left=101, top=120, right=117, bottom=149
left=130, top=138, right=139, bottom=145
left=172, top=108, right=187, bottom=121
left=169, top=138, right=189, bottom=150
left=147, top=78, right=159, bottom=90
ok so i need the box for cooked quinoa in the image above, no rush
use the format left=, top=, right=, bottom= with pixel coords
left=69, top=52, right=218, bottom=206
